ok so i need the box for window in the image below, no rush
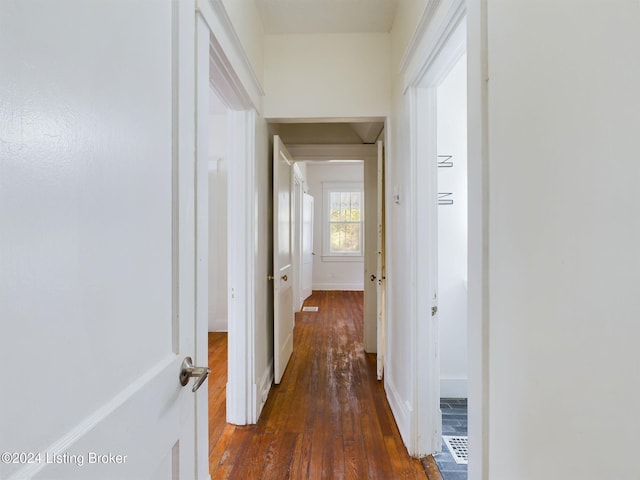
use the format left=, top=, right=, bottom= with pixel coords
left=323, top=182, right=364, bottom=258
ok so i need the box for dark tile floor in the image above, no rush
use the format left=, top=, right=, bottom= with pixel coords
left=434, top=398, right=468, bottom=480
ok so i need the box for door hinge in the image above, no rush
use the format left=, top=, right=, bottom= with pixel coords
left=431, top=306, right=438, bottom=316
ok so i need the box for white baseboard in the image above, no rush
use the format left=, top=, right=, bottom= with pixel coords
left=385, top=374, right=412, bottom=449
left=208, top=317, right=228, bottom=332
left=440, top=377, right=468, bottom=398
left=312, top=283, right=364, bottom=291
left=255, top=358, right=273, bottom=421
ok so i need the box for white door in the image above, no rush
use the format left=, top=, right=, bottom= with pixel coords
left=376, top=141, right=386, bottom=379
left=273, top=136, right=295, bottom=384
left=293, top=174, right=303, bottom=311
left=364, top=152, right=378, bottom=353
left=0, top=2, right=203, bottom=479
left=301, top=193, right=314, bottom=301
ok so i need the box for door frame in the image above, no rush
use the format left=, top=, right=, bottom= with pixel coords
left=403, top=0, right=489, bottom=476
left=409, top=5, right=465, bottom=457
left=292, top=164, right=305, bottom=312
left=196, top=0, right=264, bottom=443
left=300, top=191, right=314, bottom=302
left=287, top=142, right=383, bottom=363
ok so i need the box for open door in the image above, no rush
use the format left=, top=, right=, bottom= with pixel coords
left=364, top=141, right=385, bottom=379
left=1, top=2, right=204, bottom=479
left=301, top=193, right=314, bottom=302
left=273, top=135, right=295, bottom=384
left=376, top=141, right=386, bottom=379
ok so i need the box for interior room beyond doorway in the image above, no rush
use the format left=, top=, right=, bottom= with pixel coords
left=268, top=121, right=385, bottom=358
left=434, top=50, right=468, bottom=480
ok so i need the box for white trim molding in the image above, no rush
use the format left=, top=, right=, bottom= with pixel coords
left=384, top=370, right=413, bottom=451
left=312, top=283, right=364, bottom=291
left=255, top=358, right=274, bottom=419
left=401, top=0, right=467, bottom=92
left=411, top=84, right=442, bottom=457
left=196, top=0, right=265, bottom=113
left=402, top=0, right=474, bottom=462
left=196, top=4, right=261, bottom=428
left=208, top=31, right=254, bottom=110
left=226, top=109, right=257, bottom=425
left=195, top=15, right=212, bottom=480
left=399, top=0, right=442, bottom=75
left=466, top=1, right=490, bottom=479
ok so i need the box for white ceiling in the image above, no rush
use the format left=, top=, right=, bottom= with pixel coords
left=254, top=0, right=399, bottom=34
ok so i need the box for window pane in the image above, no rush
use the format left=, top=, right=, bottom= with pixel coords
left=351, top=192, right=361, bottom=221
left=330, top=192, right=341, bottom=221
left=341, top=192, right=350, bottom=221
left=330, top=223, right=361, bottom=253
left=325, top=187, right=363, bottom=256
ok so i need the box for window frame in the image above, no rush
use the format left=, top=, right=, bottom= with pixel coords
left=322, top=181, right=365, bottom=260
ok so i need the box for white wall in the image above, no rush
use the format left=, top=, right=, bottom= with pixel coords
left=264, top=33, right=390, bottom=119
left=208, top=112, right=228, bottom=332
left=437, top=54, right=467, bottom=398
left=389, top=2, right=640, bottom=475
left=484, top=2, right=640, bottom=479
left=383, top=0, right=432, bottom=444
left=306, top=163, right=364, bottom=291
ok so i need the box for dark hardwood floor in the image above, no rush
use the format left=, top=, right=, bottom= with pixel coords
left=421, top=456, right=444, bottom=480
left=208, top=290, right=427, bottom=479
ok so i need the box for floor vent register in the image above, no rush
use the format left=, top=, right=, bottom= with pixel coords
left=442, top=436, right=468, bottom=465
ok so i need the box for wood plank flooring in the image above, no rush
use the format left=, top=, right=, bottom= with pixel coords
left=420, top=456, right=444, bottom=480
left=208, top=290, right=427, bottom=479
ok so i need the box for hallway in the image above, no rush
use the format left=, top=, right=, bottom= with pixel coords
left=208, top=290, right=427, bottom=479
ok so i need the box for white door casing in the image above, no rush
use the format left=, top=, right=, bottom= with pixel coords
left=406, top=2, right=466, bottom=457
left=301, top=193, right=314, bottom=302
left=273, top=136, right=295, bottom=384
left=196, top=0, right=263, bottom=425
left=376, top=140, right=386, bottom=380
left=293, top=171, right=303, bottom=311
left=0, top=1, right=202, bottom=479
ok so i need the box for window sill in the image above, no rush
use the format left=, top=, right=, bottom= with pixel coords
left=321, top=256, right=364, bottom=263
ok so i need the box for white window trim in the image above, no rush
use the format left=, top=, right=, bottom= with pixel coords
left=322, top=181, right=364, bottom=259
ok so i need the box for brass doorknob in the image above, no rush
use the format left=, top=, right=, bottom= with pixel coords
left=282, top=274, right=288, bottom=282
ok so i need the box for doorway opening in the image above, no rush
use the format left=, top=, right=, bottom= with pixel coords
left=205, top=84, right=231, bottom=470
left=411, top=7, right=476, bottom=479
left=267, top=122, right=386, bottom=382
left=271, top=135, right=374, bottom=386
left=433, top=52, right=469, bottom=480
left=196, top=11, right=264, bottom=473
